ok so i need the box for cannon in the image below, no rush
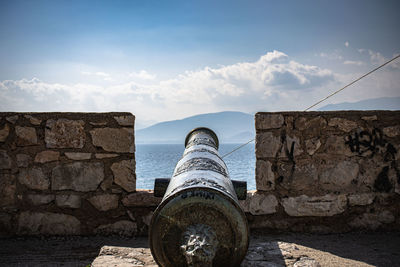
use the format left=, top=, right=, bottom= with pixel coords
left=149, top=127, right=249, bottom=267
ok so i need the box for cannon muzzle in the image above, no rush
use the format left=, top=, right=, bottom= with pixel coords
left=149, top=127, right=249, bottom=267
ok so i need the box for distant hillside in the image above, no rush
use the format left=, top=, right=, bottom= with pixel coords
left=136, top=111, right=254, bottom=144
left=318, top=96, right=400, bottom=111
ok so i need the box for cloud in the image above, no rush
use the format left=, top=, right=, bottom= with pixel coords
left=319, top=51, right=343, bottom=60
left=343, top=60, right=364, bottom=66
left=345, top=41, right=349, bottom=47
left=1, top=50, right=398, bottom=123
left=81, top=71, right=113, bottom=81
left=129, top=70, right=156, bottom=80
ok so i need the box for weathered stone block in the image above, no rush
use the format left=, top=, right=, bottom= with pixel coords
left=0, top=124, right=9, bottom=142
left=55, top=194, right=81, bottom=209
left=0, top=174, right=16, bottom=207
left=6, top=115, right=18, bottom=124
left=305, top=138, right=321, bottom=155
left=90, top=122, right=108, bottom=126
left=24, top=115, right=41, bottom=125
left=16, top=126, right=37, bottom=146
left=27, top=194, right=55, bottom=205
left=17, top=211, right=80, bottom=235
left=328, top=118, right=358, bottom=132
left=383, top=125, right=400, bottom=137
left=16, top=154, right=31, bottom=167
left=95, top=220, right=137, bottom=236
left=51, top=162, right=104, bottom=192
left=256, top=114, right=284, bottom=130
left=362, top=115, right=377, bottom=121
left=122, top=190, right=161, bottom=207
left=114, top=115, right=135, bottom=126
left=88, top=194, right=119, bottom=211
left=45, top=119, right=85, bottom=148
left=296, top=116, right=327, bottom=131
left=34, top=151, right=60, bottom=163
left=281, top=194, right=347, bottom=217
left=95, top=153, right=118, bottom=159
left=320, top=161, right=359, bottom=191
left=256, top=132, right=281, bottom=158
left=64, top=152, right=91, bottom=160
left=256, top=160, right=275, bottom=191
left=348, top=193, right=375, bottom=206
left=111, top=160, right=136, bottom=192
left=277, top=160, right=318, bottom=192
left=90, top=128, right=134, bottom=153
left=18, top=167, right=49, bottom=190
left=0, top=150, right=12, bottom=169
left=240, top=191, right=278, bottom=215
left=279, top=134, right=303, bottom=158
left=324, top=135, right=353, bottom=156
left=349, top=210, right=395, bottom=230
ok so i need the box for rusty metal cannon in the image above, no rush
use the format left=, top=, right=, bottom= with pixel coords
left=149, top=127, right=249, bottom=267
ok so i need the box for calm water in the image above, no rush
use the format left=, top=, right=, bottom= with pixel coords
left=136, top=143, right=256, bottom=190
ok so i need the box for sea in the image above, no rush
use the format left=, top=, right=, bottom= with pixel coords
left=136, top=143, right=256, bottom=190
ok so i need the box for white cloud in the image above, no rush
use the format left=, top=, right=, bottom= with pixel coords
left=81, top=71, right=113, bottom=81
left=345, top=41, right=349, bottom=47
left=1, top=50, right=398, bottom=123
left=129, top=70, right=156, bottom=80
left=343, top=60, right=364, bottom=66
left=319, top=51, right=343, bottom=60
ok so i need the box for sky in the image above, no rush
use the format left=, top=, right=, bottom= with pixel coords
left=0, top=0, right=399, bottom=128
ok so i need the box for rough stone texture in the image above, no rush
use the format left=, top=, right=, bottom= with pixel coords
left=90, top=122, right=108, bottom=126
left=122, top=190, right=161, bottom=207
left=240, top=191, right=278, bottom=215
left=0, top=174, right=16, bottom=207
left=281, top=194, right=347, bottom=217
left=88, top=194, right=119, bottom=211
left=305, top=138, right=321, bottom=155
left=328, top=118, right=358, bottom=132
left=296, top=116, right=327, bottom=131
left=51, top=162, right=104, bottom=192
left=114, top=115, right=135, bottom=126
left=383, top=125, right=400, bottom=137
left=279, top=134, right=303, bottom=158
left=256, top=113, right=284, bottom=130
left=17, top=211, right=80, bottom=235
left=45, top=119, right=85, bottom=148
left=16, top=154, right=31, bottom=167
left=255, top=160, right=275, bottom=191
left=90, top=127, right=134, bottom=153
left=56, top=194, right=81, bottom=209
left=0, top=150, right=12, bottom=169
left=64, top=152, right=91, bottom=160
left=34, top=150, right=60, bottom=163
left=348, top=193, right=375, bottom=206
left=95, top=153, right=118, bottom=159
left=95, top=220, right=137, bottom=236
left=319, top=161, right=359, bottom=191
left=92, top=245, right=157, bottom=267
left=15, top=126, right=37, bottom=146
left=18, top=167, right=49, bottom=190
left=362, top=115, right=377, bottom=121
left=24, top=115, right=42, bottom=125
left=111, top=159, right=136, bottom=192
left=6, top=115, right=18, bottom=124
left=256, top=132, right=281, bottom=158
left=349, top=210, right=395, bottom=230
left=324, top=135, right=353, bottom=156
left=0, top=124, right=10, bottom=142
left=27, top=194, right=55, bottom=206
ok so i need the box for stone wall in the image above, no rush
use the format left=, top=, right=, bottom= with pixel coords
left=0, top=112, right=157, bottom=236
left=253, top=111, right=400, bottom=232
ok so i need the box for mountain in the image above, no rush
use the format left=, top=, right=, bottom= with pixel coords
left=135, top=111, right=254, bottom=144
left=318, top=96, right=400, bottom=111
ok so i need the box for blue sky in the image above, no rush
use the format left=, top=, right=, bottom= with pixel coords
left=0, top=0, right=399, bottom=126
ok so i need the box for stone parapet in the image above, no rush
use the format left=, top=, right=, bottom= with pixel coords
left=254, top=111, right=400, bottom=232
left=0, top=112, right=152, bottom=236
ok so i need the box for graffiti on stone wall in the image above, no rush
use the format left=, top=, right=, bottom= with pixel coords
left=345, top=128, right=399, bottom=192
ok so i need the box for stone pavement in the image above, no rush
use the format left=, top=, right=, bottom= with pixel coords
left=0, top=232, right=399, bottom=266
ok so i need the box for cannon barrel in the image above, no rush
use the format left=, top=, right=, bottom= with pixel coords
left=149, top=127, right=249, bottom=267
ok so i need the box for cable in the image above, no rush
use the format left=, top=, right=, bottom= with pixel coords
left=221, top=53, right=400, bottom=158
left=304, top=54, right=400, bottom=111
